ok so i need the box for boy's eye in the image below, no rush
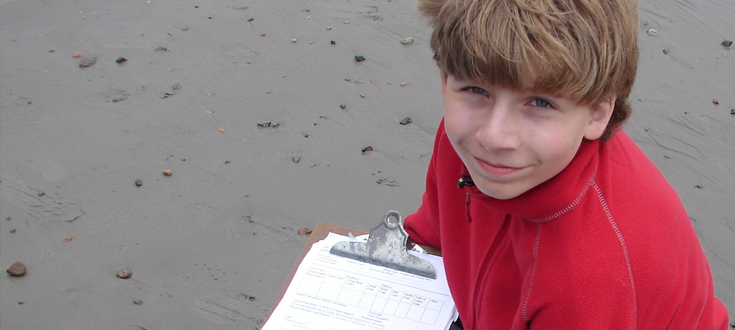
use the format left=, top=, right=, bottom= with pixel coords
left=466, top=86, right=488, bottom=96
left=530, top=98, right=552, bottom=108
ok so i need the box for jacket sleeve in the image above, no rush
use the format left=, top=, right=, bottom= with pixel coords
left=404, top=121, right=445, bottom=249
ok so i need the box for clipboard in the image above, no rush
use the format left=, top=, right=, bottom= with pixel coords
left=265, top=211, right=442, bottom=325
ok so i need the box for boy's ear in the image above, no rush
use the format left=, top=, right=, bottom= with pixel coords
left=583, top=96, right=616, bottom=140
left=439, top=69, right=448, bottom=99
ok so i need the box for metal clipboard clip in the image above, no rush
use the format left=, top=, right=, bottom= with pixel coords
left=329, top=210, right=437, bottom=279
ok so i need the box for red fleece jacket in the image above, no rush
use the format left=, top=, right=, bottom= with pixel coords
left=405, top=121, right=729, bottom=330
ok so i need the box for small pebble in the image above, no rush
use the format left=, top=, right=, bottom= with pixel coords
left=730, top=109, right=735, bottom=115
left=712, top=99, right=719, bottom=105
left=63, top=237, right=72, bottom=242
left=330, top=40, right=336, bottom=45
left=115, top=57, right=127, bottom=64
left=7, top=262, right=27, bottom=277
left=326, top=26, right=332, bottom=30
left=722, top=39, right=732, bottom=48
left=18, top=301, right=24, bottom=305
left=116, top=269, right=132, bottom=279
left=292, top=38, right=298, bottom=43
left=260, top=33, right=266, bottom=37
left=400, top=82, right=407, bottom=86
left=10, top=228, right=16, bottom=233
left=219, top=127, right=225, bottom=133
left=399, top=37, right=415, bottom=45
left=399, top=117, right=412, bottom=125
left=292, top=156, right=301, bottom=163
left=133, top=299, right=143, bottom=305
left=339, top=104, right=347, bottom=110
left=224, top=160, right=231, bottom=164
left=79, top=56, right=97, bottom=68
left=662, top=49, right=670, bottom=54
left=362, top=146, right=374, bottom=153
left=163, top=169, right=172, bottom=176
left=135, top=179, right=143, bottom=187
left=355, top=55, right=366, bottom=62
left=72, top=51, right=84, bottom=58
left=6, top=217, right=10, bottom=221
left=247, top=17, right=254, bottom=22
left=646, top=28, right=658, bottom=36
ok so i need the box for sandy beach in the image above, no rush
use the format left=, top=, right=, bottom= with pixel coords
left=1, top=0, right=732, bottom=328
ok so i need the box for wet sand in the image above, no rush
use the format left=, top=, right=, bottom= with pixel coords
left=1, top=0, right=733, bottom=328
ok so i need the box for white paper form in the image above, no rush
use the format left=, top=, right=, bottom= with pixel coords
left=263, top=233, right=458, bottom=330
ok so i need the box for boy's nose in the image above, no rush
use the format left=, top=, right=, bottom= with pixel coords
left=477, top=109, right=521, bottom=151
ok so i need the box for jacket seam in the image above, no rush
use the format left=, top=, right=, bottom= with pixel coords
left=521, top=222, right=542, bottom=322
left=527, top=169, right=597, bottom=224
left=593, top=182, right=638, bottom=329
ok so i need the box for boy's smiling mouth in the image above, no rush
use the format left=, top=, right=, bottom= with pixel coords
left=473, top=156, right=525, bottom=177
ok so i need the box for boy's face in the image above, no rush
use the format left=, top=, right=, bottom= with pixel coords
left=441, top=73, right=615, bottom=200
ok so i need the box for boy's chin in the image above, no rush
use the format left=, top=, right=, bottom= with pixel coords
left=475, top=184, right=528, bottom=200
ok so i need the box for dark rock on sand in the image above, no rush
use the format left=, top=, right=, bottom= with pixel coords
left=7, top=262, right=27, bottom=277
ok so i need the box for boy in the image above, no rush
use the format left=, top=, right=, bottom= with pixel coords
left=403, top=0, right=730, bottom=329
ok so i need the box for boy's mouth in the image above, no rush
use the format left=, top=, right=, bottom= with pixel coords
left=474, top=157, right=523, bottom=176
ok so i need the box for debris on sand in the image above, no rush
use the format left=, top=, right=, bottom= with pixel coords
left=115, top=57, right=128, bottom=64
left=399, top=37, right=414, bottom=45
left=112, top=94, right=130, bottom=103
left=257, top=120, right=280, bottom=128
left=713, top=99, right=720, bottom=105
left=722, top=39, right=732, bottom=48
left=79, top=56, right=97, bottom=68
left=72, top=51, right=84, bottom=58
left=63, top=237, right=73, bottom=242
left=7, top=262, right=27, bottom=277
left=362, top=146, right=374, bottom=153
left=646, top=28, right=658, bottom=36
left=155, top=46, right=169, bottom=52
left=163, top=169, right=172, bottom=176
left=135, top=179, right=143, bottom=187
left=400, top=117, right=412, bottom=125
left=237, top=293, right=256, bottom=301
left=161, top=83, right=181, bottom=98
left=116, top=269, right=132, bottom=279
left=355, top=55, right=366, bottom=62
